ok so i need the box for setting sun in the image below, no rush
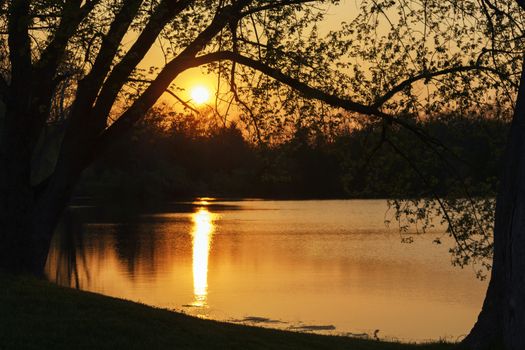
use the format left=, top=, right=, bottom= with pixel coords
left=190, top=86, right=210, bottom=104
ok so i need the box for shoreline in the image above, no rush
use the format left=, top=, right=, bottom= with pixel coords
left=1, top=273, right=453, bottom=350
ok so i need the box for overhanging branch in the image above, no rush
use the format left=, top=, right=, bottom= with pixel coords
left=372, top=65, right=516, bottom=108
left=191, top=50, right=474, bottom=177
left=192, top=51, right=377, bottom=116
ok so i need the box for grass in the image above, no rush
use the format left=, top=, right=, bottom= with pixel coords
left=0, top=274, right=454, bottom=350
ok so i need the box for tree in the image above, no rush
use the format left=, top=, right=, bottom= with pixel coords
left=341, top=1, right=525, bottom=348
left=1, top=0, right=346, bottom=274
left=1, top=0, right=525, bottom=348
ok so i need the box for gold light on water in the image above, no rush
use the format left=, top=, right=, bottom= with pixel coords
left=191, top=208, right=215, bottom=307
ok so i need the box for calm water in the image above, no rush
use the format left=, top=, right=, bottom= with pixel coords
left=45, top=199, right=487, bottom=342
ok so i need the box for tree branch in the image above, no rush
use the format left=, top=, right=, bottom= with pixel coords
left=241, top=0, right=318, bottom=17
left=193, top=51, right=376, bottom=116
left=35, top=0, right=97, bottom=73
left=91, top=0, right=193, bottom=124
left=48, top=0, right=143, bottom=176
left=129, top=78, right=202, bottom=114
left=237, top=37, right=314, bottom=68
left=27, top=1, right=99, bottom=141
left=76, top=0, right=143, bottom=107
left=372, top=65, right=516, bottom=109
left=165, top=89, right=201, bottom=115
left=8, top=0, right=32, bottom=105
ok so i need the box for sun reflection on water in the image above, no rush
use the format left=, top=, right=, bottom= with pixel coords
left=191, top=208, right=215, bottom=307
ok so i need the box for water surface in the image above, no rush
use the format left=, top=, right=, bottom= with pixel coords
left=46, top=199, right=487, bottom=342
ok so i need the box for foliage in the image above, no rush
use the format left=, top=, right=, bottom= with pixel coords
left=79, top=107, right=509, bottom=203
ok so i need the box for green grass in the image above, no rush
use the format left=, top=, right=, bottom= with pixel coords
left=0, top=274, right=454, bottom=350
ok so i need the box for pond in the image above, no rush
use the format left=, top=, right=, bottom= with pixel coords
left=45, top=199, right=487, bottom=342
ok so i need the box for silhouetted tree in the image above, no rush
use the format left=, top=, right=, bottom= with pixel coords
left=1, top=0, right=525, bottom=347
left=1, top=0, right=351, bottom=274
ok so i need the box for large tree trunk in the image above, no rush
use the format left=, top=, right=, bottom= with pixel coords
left=0, top=105, right=81, bottom=275
left=0, top=108, right=47, bottom=274
left=0, top=159, right=79, bottom=276
left=461, top=58, right=525, bottom=349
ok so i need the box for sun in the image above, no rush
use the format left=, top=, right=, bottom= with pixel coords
left=190, top=86, right=210, bottom=105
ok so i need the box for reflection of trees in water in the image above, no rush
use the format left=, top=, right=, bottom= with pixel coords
left=47, top=204, right=216, bottom=288
left=112, top=222, right=158, bottom=279
left=47, top=209, right=161, bottom=285
left=46, top=209, right=89, bottom=289
left=100, top=204, right=184, bottom=279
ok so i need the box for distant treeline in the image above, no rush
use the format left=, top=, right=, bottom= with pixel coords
left=77, top=110, right=509, bottom=200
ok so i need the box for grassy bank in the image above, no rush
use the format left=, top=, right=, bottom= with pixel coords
left=0, top=274, right=453, bottom=350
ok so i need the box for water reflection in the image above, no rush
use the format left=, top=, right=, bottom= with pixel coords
left=191, top=208, right=215, bottom=307
left=44, top=199, right=487, bottom=341
left=45, top=209, right=90, bottom=288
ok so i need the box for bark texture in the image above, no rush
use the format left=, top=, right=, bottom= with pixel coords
left=461, top=57, right=525, bottom=349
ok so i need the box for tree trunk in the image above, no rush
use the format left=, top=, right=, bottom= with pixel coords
left=0, top=105, right=79, bottom=275
left=0, top=108, right=45, bottom=274
left=461, top=57, right=525, bottom=349
left=0, top=158, right=78, bottom=276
